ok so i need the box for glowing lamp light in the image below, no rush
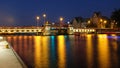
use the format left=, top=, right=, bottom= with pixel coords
left=60, top=17, right=63, bottom=21
left=36, top=16, right=40, bottom=20
left=2, top=30, right=5, bottom=32
left=100, top=19, right=103, bottom=22
left=67, top=21, right=70, bottom=24
left=104, top=20, right=107, bottom=24
left=76, top=29, right=78, bottom=32
left=43, top=14, right=46, bottom=18
left=0, top=36, right=3, bottom=40
left=88, top=30, right=89, bottom=32
left=88, top=20, right=91, bottom=24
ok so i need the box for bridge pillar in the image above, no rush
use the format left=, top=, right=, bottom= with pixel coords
left=67, top=24, right=74, bottom=34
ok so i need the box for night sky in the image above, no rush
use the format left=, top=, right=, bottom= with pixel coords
left=0, top=0, right=120, bottom=26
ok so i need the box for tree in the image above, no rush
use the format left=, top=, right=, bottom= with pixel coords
left=111, top=9, right=120, bottom=27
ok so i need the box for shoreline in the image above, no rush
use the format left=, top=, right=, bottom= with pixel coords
left=0, top=37, right=27, bottom=68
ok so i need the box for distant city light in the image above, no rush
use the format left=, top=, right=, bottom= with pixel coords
left=67, top=21, right=70, bottom=24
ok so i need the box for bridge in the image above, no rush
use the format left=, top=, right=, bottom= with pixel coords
left=0, top=24, right=119, bottom=35
left=0, top=27, right=42, bottom=34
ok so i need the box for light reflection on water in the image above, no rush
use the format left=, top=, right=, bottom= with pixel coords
left=98, top=34, right=110, bottom=68
left=57, top=36, right=66, bottom=68
left=86, top=34, right=93, bottom=68
left=6, top=34, right=120, bottom=68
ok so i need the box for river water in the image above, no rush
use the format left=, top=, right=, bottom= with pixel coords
left=6, top=34, right=120, bottom=68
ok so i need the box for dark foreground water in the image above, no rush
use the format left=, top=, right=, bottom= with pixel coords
left=6, top=34, right=120, bottom=68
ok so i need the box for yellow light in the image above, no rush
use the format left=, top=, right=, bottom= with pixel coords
left=34, top=36, right=42, bottom=68
left=0, top=36, right=3, bottom=40
left=42, top=36, right=50, bottom=68
left=8, top=30, right=10, bottom=33
left=79, top=29, right=81, bottom=32
left=100, top=19, right=103, bottom=22
left=60, top=17, right=63, bottom=21
left=19, top=30, right=22, bottom=32
left=2, top=30, right=5, bottom=32
left=87, top=30, right=89, bottom=32
left=82, top=29, right=84, bottom=31
left=88, top=20, right=91, bottom=24
left=90, top=29, right=92, bottom=32
left=36, top=16, right=40, bottom=20
left=98, top=34, right=110, bottom=68
left=34, top=36, right=50, bottom=68
left=57, top=36, right=66, bottom=68
left=13, top=30, right=16, bottom=32
left=76, top=29, right=78, bottom=32
left=104, top=20, right=107, bottom=24
left=86, top=34, right=93, bottom=68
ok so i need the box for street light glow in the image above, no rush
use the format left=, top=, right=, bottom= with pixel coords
left=88, top=20, right=91, bottom=24
left=43, top=14, right=46, bottom=18
left=100, top=19, right=103, bottom=22
left=67, top=21, right=70, bottom=24
left=60, top=17, right=63, bottom=21
left=36, top=16, right=40, bottom=20
left=104, top=20, right=107, bottom=24
left=43, top=14, right=46, bottom=24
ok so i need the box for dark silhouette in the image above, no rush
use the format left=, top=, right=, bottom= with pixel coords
left=111, top=9, right=120, bottom=27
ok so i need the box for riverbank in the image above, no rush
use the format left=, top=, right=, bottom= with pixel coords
left=0, top=40, right=25, bottom=68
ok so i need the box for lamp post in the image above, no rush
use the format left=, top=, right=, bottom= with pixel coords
left=43, top=14, right=46, bottom=25
left=36, top=16, right=40, bottom=35
left=100, top=19, right=103, bottom=28
left=103, top=20, right=107, bottom=28
left=36, top=16, right=40, bottom=28
left=87, top=20, right=91, bottom=27
left=59, top=17, right=63, bottom=27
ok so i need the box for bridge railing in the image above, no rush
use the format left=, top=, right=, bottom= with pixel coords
left=0, top=28, right=43, bottom=33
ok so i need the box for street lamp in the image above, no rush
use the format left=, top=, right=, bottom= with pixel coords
left=60, top=17, right=63, bottom=22
left=100, top=19, right=103, bottom=28
left=59, top=17, right=63, bottom=27
left=103, top=20, right=107, bottom=28
left=88, top=20, right=91, bottom=24
left=43, top=14, right=46, bottom=24
left=67, top=21, right=70, bottom=24
left=100, top=19, right=103, bottom=22
left=36, top=16, right=40, bottom=28
left=104, top=20, right=107, bottom=24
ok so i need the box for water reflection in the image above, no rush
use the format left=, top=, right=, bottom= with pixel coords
left=86, top=34, right=93, bottom=68
left=34, top=36, right=42, bottom=68
left=57, top=35, right=66, bottom=68
left=98, top=34, right=110, bottom=68
left=34, top=36, right=50, bottom=68
left=50, top=36, right=56, bottom=68
left=6, top=34, right=120, bottom=68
